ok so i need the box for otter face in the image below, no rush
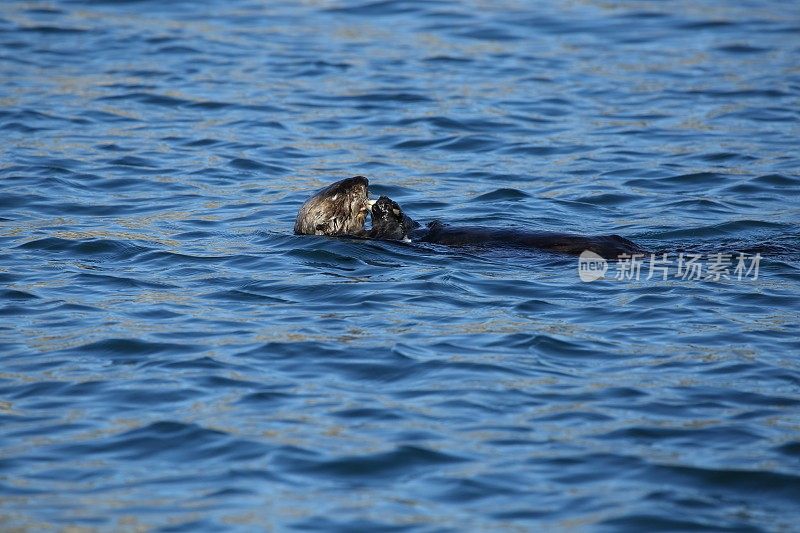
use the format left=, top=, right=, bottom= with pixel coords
left=294, top=176, right=372, bottom=236
left=368, top=196, right=416, bottom=241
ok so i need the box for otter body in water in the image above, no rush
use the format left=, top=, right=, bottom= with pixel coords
left=294, top=177, right=645, bottom=258
left=418, top=221, right=643, bottom=257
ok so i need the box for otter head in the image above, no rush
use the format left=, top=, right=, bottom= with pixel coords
left=294, top=176, right=373, bottom=236
left=368, top=196, right=417, bottom=241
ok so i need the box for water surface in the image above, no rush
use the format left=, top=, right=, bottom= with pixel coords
left=2, top=0, right=800, bottom=530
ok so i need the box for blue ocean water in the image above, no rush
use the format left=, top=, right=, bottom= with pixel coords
left=1, top=0, right=799, bottom=530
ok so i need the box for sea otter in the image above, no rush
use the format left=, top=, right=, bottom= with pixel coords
left=294, top=176, right=645, bottom=258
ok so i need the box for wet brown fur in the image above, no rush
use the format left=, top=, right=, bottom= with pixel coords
left=293, top=176, right=371, bottom=236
